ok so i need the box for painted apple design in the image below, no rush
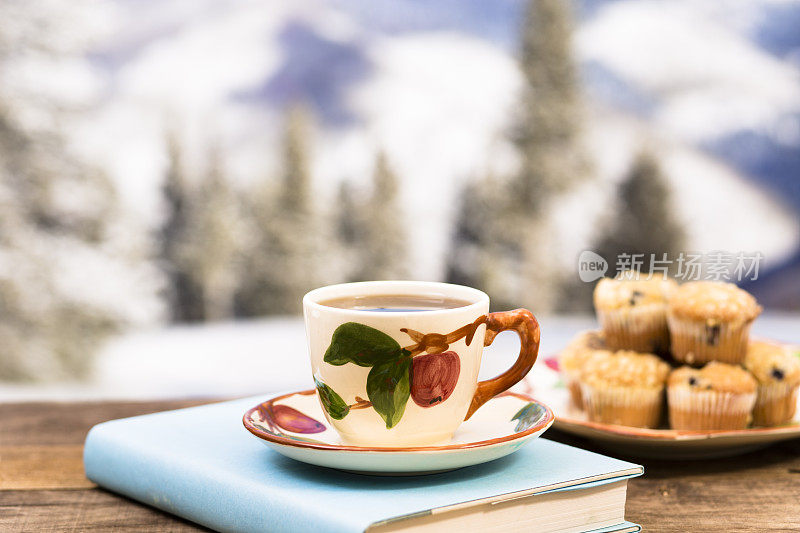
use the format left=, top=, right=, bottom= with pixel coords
left=410, top=350, right=460, bottom=408
left=319, top=320, right=481, bottom=428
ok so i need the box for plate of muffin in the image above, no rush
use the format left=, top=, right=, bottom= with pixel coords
left=524, top=273, right=800, bottom=459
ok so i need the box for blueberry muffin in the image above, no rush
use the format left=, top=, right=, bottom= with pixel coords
left=667, top=281, right=761, bottom=366
left=593, top=272, right=677, bottom=355
left=579, top=350, right=671, bottom=428
left=745, top=340, right=800, bottom=426
left=558, top=330, right=608, bottom=409
left=667, top=362, right=757, bottom=430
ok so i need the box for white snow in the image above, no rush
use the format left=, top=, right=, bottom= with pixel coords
left=8, top=0, right=796, bottom=289
left=67, top=0, right=800, bottom=284
left=77, top=10, right=527, bottom=280
left=346, top=32, right=523, bottom=278
left=557, top=106, right=800, bottom=270
left=577, top=0, right=800, bottom=142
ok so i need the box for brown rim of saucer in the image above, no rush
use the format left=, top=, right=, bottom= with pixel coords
left=553, top=415, right=800, bottom=440
left=242, top=390, right=555, bottom=452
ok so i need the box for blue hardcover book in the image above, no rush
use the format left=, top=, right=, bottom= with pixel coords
left=84, top=396, right=643, bottom=533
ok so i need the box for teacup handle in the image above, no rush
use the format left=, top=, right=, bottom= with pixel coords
left=465, top=309, right=541, bottom=420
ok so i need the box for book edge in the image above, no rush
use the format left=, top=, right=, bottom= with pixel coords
left=368, top=481, right=636, bottom=533
left=368, top=467, right=642, bottom=529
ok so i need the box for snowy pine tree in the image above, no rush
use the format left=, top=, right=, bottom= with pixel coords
left=158, top=132, right=204, bottom=322
left=0, top=2, right=134, bottom=380
left=332, top=180, right=366, bottom=283
left=515, top=0, right=586, bottom=206
left=355, top=151, right=407, bottom=281
left=446, top=180, right=492, bottom=289
left=184, top=143, right=241, bottom=321
left=510, top=0, right=589, bottom=312
left=445, top=174, right=523, bottom=311
left=236, top=106, right=319, bottom=315
left=515, top=0, right=586, bottom=208
left=594, top=150, right=686, bottom=277
left=336, top=181, right=361, bottom=248
left=233, top=179, right=283, bottom=316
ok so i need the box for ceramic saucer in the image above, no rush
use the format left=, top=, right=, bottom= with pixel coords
left=243, top=390, right=554, bottom=475
left=523, top=343, right=800, bottom=460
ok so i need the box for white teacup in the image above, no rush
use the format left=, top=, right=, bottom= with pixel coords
left=303, top=281, right=541, bottom=447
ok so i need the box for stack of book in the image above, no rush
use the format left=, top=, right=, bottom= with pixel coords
left=84, top=396, right=642, bottom=532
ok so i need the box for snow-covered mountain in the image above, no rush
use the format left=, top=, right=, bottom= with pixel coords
left=72, top=0, right=800, bottom=281
left=577, top=0, right=800, bottom=215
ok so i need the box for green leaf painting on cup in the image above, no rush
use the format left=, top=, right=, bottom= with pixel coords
left=366, top=357, right=412, bottom=429
left=314, top=377, right=350, bottom=420
left=317, top=321, right=477, bottom=429
left=323, top=322, right=403, bottom=367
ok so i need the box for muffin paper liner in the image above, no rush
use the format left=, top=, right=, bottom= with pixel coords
left=667, top=315, right=753, bottom=365
left=667, top=387, right=756, bottom=430
left=580, top=383, right=664, bottom=429
left=597, top=304, right=670, bottom=354
left=752, top=383, right=799, bottom=427
left=562, top=372, right=583, bottom=410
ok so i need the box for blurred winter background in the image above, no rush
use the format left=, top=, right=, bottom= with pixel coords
left=1, top=0, right=799, bottom=399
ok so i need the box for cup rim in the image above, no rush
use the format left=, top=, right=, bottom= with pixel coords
left=303, top=280, right=489, bottom=316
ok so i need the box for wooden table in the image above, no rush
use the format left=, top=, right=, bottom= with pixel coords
left=2, top=400, right=799, bottom=532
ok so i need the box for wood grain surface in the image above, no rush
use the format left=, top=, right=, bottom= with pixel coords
left=1, top=400, right=799, bottom=532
